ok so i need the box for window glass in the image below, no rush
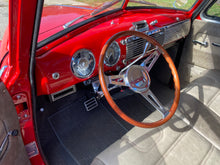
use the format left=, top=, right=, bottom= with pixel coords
left=127, top=0, right=198, bottom=10
left=206, top=0, right=220, bottom=18
left=0, top=0, right=8, bottom=40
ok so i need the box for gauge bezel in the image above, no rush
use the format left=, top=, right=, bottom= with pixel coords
left=104, top=41, right=121, bottom=67
left=70, top=49, right=96, bottom=79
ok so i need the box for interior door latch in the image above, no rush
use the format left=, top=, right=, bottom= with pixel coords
left=192, top=40, right=208, bottom=47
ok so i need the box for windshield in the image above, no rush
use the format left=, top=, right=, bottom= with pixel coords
left=38, top=0, right=124, bottom=42
left=38, top=0, right=198, bottom=44
left=127, top=0, right=198, bottom=10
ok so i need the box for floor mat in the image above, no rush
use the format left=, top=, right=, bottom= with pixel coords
left=101, top=89, right=154, bottom=130
left=48, top=96, right=127, bottom=165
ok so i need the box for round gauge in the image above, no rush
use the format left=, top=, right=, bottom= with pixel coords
left=104, top=41, right=121, bottom=67
left=71, top=49, right=95, bottom=78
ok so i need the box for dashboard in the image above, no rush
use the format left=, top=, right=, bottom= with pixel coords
left=35, top=9, right=191, bottom=97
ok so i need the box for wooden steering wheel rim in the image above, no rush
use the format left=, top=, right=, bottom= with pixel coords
left=99, top=31, right=180, bottom=128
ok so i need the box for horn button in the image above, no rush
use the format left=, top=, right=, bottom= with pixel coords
left=125, top=65, right=151, bottom=93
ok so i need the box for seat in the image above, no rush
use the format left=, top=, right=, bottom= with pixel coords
left=91, top=70, right=220, bottom=165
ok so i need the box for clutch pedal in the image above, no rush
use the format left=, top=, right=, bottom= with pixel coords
left=84, top=97, right=98, bottom=111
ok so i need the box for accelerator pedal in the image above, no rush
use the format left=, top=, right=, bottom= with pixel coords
left=84, top=97, right=98, bottom=111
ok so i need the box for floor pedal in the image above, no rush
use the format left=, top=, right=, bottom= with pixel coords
left=84, top=97, right=98, bottom=111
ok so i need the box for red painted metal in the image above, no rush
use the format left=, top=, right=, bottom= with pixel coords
left=38, top=5, right=95, bottom=42
left=186, top=0, right=204, bottom=17
left=122, top=0, right=129, bottom=9
left=38, top=7, right=189, bottom=44
left=1, top=0, right=45, bottom=164
left=196, top=14, right=202, bottom=20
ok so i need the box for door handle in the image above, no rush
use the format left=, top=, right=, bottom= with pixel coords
left=0, top=130, right=18, bottom=156
left=212, top=42, right=220, bottom=47
left=192, top=40, right=208, bottom=47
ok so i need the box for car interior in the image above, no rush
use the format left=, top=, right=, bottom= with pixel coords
left=33, top=1, right=220, bottom=165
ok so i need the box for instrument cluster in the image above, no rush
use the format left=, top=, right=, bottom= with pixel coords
left=70, top=41, right=122, bottom=79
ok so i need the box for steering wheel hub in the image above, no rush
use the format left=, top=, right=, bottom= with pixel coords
left=125, top=65, right=151, bottom=93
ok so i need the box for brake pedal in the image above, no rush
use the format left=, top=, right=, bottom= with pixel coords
left=84, top=97, right=98, bottom=111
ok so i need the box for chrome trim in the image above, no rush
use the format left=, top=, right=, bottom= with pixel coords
left=163, top=19, right=191, bottom=45
left=70, top=49, right=96, bottom=79
left=176, top=17, right=180, bottom=21
left=125, top=37, right=149, bottom=60
left=200, top=13, right=220, bottom=24
left=63, top=15, right=85, bottom=29
left=0, top=66, right=8, bottom=78
left=122, top=19, right=190, bottom=66
left=52, top=72, right=60, bottom=80
left=141, top=90, right=169, bottom=118
left=200, top=0, right=220, bottom=25
left=132, top=20, right=149, bottom=32
left=150, top=19, right=158, bottom=26
left=124, top=27, right=164, bottom=60
left=192, top=40, right=208, bottom=47
left=104, top=41, right=121, bottom=67
left=140, top=49, right=161, bottom=72
left=84, top=97, right=98, bottom=111
left=0, top=130, right=18, bottom=157
left=49, top=85, right=76, bottom=102
left=124, top=65, right=151, bottom=93
left=212, top=42, right=220, bottom=47
left=92, top=78, right=119, bottom=98
left=108, top=74, right=126, bottom=86
left=121, top=42, right=150, bottom=73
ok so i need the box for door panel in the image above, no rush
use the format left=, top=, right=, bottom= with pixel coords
left=0, top=81, right=30, bottom=164
left=179, top=19, right=220, bottom=87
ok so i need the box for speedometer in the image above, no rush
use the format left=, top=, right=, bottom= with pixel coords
left=71, top=49, right=95, bottom=78
left=104, top=41, right=120, bottom=67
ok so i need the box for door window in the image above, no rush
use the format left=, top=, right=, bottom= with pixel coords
left=203, top=0, right=220, bottom=22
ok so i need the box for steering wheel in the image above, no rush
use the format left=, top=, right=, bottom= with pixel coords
left=99, top=31, right=180, bottom=128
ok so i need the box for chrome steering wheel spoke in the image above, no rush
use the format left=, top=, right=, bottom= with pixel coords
left=141, top=47, right=161, bottom=72
left=120, top=42, right=151, bottom=74
left=107, top=74, right=128, bottom=87
left=141, top=90, right=169, bottom=118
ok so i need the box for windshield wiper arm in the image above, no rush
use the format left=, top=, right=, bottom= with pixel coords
left=90, top=0, right=122, bottom=16
left=63, top=15, right=85, bottom=29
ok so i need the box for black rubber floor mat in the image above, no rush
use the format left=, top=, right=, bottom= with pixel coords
left=48, top=96, right=127, bottom=165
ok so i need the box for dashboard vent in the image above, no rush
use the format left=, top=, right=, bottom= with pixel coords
left=126, top=37, right=147, bottom=60
left=125, top=29, right=164, bottom=60
left=149, top=30, right=164, bottom=45
left=49, top=85, right=76, bottom=102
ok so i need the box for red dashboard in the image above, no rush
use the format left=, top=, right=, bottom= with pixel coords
left=35, top=9, right=191, bottom=96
